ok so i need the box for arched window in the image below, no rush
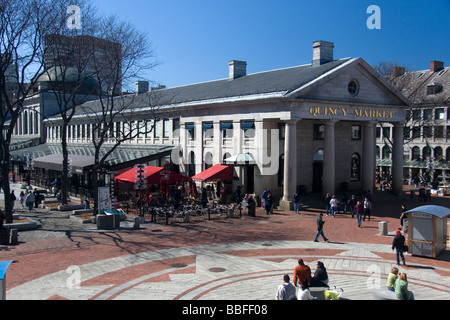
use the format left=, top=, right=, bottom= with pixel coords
left=434, top=146, right=443, bottom=161
left=446, top=147, right=450, bottom=162
left=313, top=149, right=323, bottom=161
left=204, top=152, right=213, bottom=170
left=423, top=145, right=432, bottom=160
left=222, top=152, right=231, bottom=164
left=351, top=153, right=361, bottom=181
left=376, top=146, right=380, bottom=159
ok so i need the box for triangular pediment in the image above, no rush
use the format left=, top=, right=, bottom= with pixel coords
left=287, top=58, right=410, bottom=107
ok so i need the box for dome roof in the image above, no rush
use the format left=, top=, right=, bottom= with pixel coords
left=38, top=66, right=97, bottom=84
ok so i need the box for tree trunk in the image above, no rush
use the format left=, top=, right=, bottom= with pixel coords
left=1, top=148, right=13, bottom=223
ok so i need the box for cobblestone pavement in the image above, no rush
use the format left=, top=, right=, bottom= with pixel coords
left=1, top=182, right=449, bottom=301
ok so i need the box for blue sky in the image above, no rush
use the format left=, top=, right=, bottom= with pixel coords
left=91, top=0, right=450, bottom=89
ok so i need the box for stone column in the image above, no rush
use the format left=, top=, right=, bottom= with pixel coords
left=392, top=122, right=404, bottom=196
left=362, top=121, right=376, bottom=195
left=323, top=120, right=337, bottom=195
left=279, top=119, right=297, bottom=210
left=213, top=120, right=221, bottom=165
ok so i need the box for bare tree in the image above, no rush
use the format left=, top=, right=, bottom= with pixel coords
left=0, top=0, right=59, bottom=222
left=79, top=16, right=161, bottom=212
left=38, top=0, right=100, bottom=204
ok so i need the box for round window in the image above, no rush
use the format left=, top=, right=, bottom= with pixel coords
left=348, top=80, right=359, bottom=96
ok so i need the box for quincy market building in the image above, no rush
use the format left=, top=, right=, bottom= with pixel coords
left=41, top=41, right=409, bottom=208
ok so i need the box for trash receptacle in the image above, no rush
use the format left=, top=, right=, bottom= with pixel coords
left=97, top=211, right=120, bottom=230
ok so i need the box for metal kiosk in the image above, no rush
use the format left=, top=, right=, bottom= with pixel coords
left=404, top=205, right=450, bottom=258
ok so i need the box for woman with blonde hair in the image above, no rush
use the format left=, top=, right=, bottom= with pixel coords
left=395, top=272, right=414, bottom=300
left=386, top=267, right=399, bottom=291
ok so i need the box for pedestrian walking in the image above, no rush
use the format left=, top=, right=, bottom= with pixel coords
left=399, top=204, right=407, bottom=229
left=57, top=190, right=63, bottom=206
left=293, top=192, right=300, bottom=214
left=324, top=193, right=331, bottom=216
left=330, top=195, right=338, bottom=217
left=354, top=200, right=363, bottom=227
left=313, top=213, right=329, bottom=242
left=392, top=230, right=407, bottom=265
left=19, top=191, right=25, bottom=209
left=33, top=188, right=40, bottom=208
left=10, top=190, right=16, bottom=210
left=261, top=188, right=268, bottom=209
left=341, top=192, right=348, bottom=214
left=265, top=192, right=273, bottom=215
left=363, top=197, right=372, bottom=221
left=25, top=190, right=35, bottom=211
left=275, top=274, right=296, bottom=300
left=347, top=195, right=356, bottom=217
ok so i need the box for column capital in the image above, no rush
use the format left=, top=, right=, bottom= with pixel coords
left=392, top=121, right=405, bottom=128
left=281, top=118, right=299, bottom=124
left=324, top=119, right=338, bottom=126
left=364, top=121, right=378, bottom=127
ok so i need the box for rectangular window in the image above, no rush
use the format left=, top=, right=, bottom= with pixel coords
left=186, top=123, right=195, bottom=140
left=423, top=126, right=432, bottom=138
left=242, top=121, right=255, bottom=139
left=382, top=127, right=391, bottom=140
left=412, top=110, right=421, bottom=121
left=351, top=125, right=361, bottom=140
left=221, top=122, right=233, bottom=139
left=163, top=119, right=170, bottom=138
left=434, top=126, right=444, bottom=139
left=423, top=109, right=433, bottom=120
left=203, top=122, right=213, bottom=141
left=173, top=118, right=180, bottom=137
left=435, top=108, right=445, bottom=120
left=403, top=126, right=410, bottom=139
left=154, top=120, right=161, bottom=138
left=313, top=124, right=324, bottom=140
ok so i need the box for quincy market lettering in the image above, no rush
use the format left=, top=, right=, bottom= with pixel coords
left=309, top=106, right=395, bottom=120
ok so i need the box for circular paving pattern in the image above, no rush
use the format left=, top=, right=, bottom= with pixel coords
left=6, top=240, right=450, bottom=300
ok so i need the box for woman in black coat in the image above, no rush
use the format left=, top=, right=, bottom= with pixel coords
left=310, top=261, right=329, bottom=287
left=392, top=230, right=407, bottom=265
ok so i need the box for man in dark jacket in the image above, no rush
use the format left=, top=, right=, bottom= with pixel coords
left=392, top=230, right=407, bottom=265
left=313, top=213, right=329, bottom=242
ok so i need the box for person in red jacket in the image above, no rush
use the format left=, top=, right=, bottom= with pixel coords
left=293, top=259, right=312, bottom=287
